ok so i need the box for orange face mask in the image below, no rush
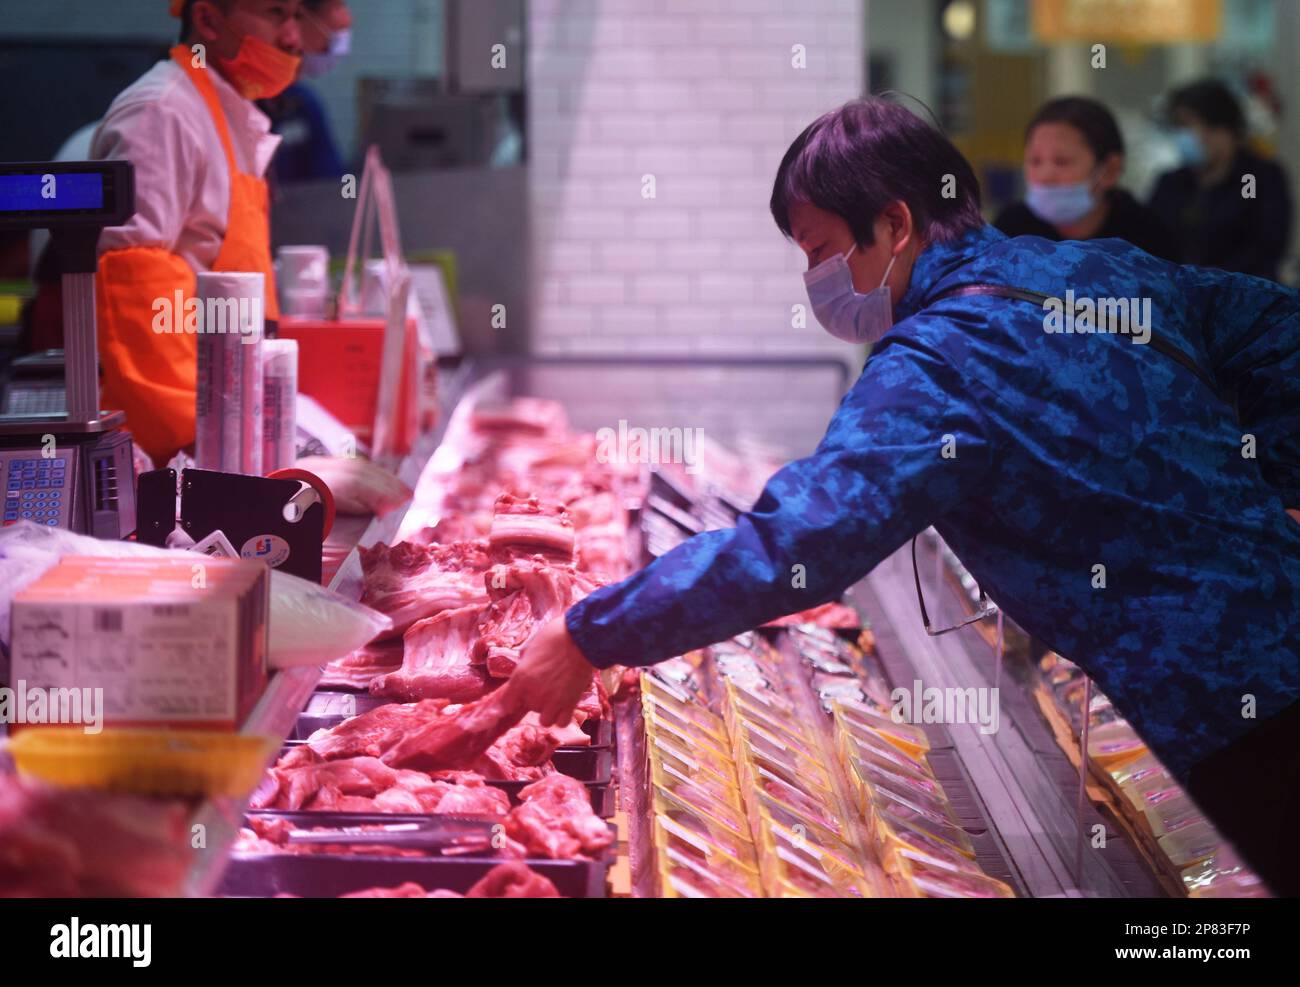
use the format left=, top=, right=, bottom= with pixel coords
left=216, top=32, right=301, bottom=100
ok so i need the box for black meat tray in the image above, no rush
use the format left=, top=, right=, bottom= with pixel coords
left=295, top=691, right=615, bottom=749
left=220, top=849, right=608, bottom=898
left=272, top=743, right=616, bottom=817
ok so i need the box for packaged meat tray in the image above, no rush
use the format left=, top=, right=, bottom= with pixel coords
left=652, top=784, right=753, bottom=842
left=640, top=686, right=729, bottom=744
left=904, top=858, right=1015, bottom=899
left=749, top=788, right=850, bottom=846
left=652, top=760, right=746, bottom=819
left=762, top=844, right=872, bottom=898
left=652, top=805, right=758, bottom=867
left=1156, top=820, right=1221, bottom=870
left=643, top=707, right=732, bottom=761
left=1181, top=849, right=1270, bottom=899
left=1085, top=720, right=1147, bottom=768
left=655, top=842, right=763, bottom=898
left=831, top=699, right=931, bottom=760
left=646, top=728, right=739, bottom=783
left=647, top=734, right=742, bottom=798
left=867, top=792, right=976, bottom=859
left=219, top=852, right=608, bottom=898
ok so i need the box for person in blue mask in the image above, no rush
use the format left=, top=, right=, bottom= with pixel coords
left=500, top=97, right=1300, bottom=895
left=262, top=0, right=351, bottom=183
left=1149, top=79, right=1293, bottom=282
left=996, top=96, right=1175, bottom=261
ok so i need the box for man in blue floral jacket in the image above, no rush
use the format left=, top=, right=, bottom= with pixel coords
left=505, top=99, right=1300, bottom=894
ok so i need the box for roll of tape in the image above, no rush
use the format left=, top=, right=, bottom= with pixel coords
left=266, top=467, right=336, bottom=539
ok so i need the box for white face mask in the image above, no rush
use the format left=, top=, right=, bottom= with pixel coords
left=301, top=27, right=351, bottom=79
left=803, top=244, right=898, bottom=345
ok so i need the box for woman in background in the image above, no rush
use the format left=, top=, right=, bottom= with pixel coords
left=996, top=96, right=1175, bottom=261
left=1149, top=78, right=1293, bottom=282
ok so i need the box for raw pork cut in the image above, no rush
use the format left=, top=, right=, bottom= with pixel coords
left=371, top=605, right=492, bottom=702
left=475, top=556, right=582, bottom=678
left=504, top=774, right=612, bottom=860
left=381, top=689, right=527, bottom=773
left=488, top=493, right=575, bottom=559
left=303, top=699, right=450, bottom=760
left=319, top=639, right=404, bottom=690
left=359, top=539, right=491, bottom=637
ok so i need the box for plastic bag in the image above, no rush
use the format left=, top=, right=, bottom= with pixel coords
left=293, top=455, right=412, bottom=517
left=0, top=521, right=391, bottom=670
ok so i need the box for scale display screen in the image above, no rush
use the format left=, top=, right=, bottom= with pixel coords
left=0, top=161, right=132, bottom=230
left=0, top=171, right=104, bottom=212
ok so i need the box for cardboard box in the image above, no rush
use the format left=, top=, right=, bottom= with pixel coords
left=9, top=556, right=269, bottom=732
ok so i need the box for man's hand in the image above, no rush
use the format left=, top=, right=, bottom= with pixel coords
left=503, top=615, right=596, bottom=727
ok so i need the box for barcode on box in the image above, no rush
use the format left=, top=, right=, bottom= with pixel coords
left=94, top=610, right=123, bottom=632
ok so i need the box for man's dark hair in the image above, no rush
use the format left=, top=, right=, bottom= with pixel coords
left=179, top=0, right=234, bottom=43
left=1026, top=96, right=1125, bottom=163
left=770, top=97, right=984, bottom=247
left=1168, top=79, right=1247, bottom=137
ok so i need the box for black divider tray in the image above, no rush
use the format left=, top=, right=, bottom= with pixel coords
left=296, top=692, right=614, bottom=748
left=220, top=848, right=608, bottom=898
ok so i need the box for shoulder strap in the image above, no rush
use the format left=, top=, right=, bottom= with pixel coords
left=934, top=282, right=1228, bottom=403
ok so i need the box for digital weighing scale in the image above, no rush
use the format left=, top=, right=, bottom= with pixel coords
left=0, top=160, right=137, bottom=537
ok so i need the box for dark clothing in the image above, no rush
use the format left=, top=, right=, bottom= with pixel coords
left=1185, top=699, right=1300, bottom=896
left=261, top=83, right=345, bottom=184
left=994, top=189, right=1177, bottom=262
left=1149, top=149, right=1293, bottom=282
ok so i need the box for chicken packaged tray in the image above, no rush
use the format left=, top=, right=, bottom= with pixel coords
left=749, top=787, right=850, bottom=846
left=866, top=789, right=976, bottom=859
left=655, top=841, right=763, bottom=898
left=1141, top=792, right=1208, bottom=840
left=647, top=733, right=741, bottom=795
left=753, top=815, right=868, bottom=884
left=652, top=778, right=753, bottom=842
left=722, top=678, right=797, bottom=718
left=643, top=706, right=733, bottom=761
left=1085, top=720, right=1147, bottom=768
left=652, top=758, right=745, bottom=818
left=848, top=756, right=955, bottom=826
left=762, top=844, right=873, bottom=898
left=1181, top=849, right=1270, bottom=899
left=736, top=749, right=838, bottom=821
left=723, top=690, right=818, bottom=751
left=842, top=733, right=946, bottom=801
left=835, top=718, right=937, bottom=781
left=1157, top=820, right=1221, bottom=870
left=640, top=684, right=729, bottom=745
left=904, top=858, right=1016, bottom=899
left=219, top=851, right=608, bottom=898
left=831, top=699, right=931, bottom=760
left=652, top=803, right=757, bottom=866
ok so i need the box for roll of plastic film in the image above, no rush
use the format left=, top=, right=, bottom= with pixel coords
left=196, top=271, right=265, bottom=476
left=261, top=339, right=299, bottom=474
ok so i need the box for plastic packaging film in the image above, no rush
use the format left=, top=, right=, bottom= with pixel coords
left=261, top=339, right=299, bottom=473
left=195, top=271, right=265, bottom=475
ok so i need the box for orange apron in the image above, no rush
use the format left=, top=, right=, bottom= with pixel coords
left=96, top=45, right=279, bottom=465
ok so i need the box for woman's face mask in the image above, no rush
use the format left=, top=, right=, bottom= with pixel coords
left=803, top=244, right=898, bottom=345
left=1025, top=178, right=1099, bottom=226
left=1172, top=127, right=1209, bottom=168
left=301, top=27, right=351, bottom=79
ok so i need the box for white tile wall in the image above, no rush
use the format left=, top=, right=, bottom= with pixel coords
left=528, top=0, right=865, bottom=362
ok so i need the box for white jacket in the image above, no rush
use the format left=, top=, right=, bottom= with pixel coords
left=91, top=55, right=281, bottom=272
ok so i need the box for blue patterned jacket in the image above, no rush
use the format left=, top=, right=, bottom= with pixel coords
left=567, top=224, right=1300, bottom=780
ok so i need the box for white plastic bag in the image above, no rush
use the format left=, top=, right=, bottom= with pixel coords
left=294, top=455, right=412, bottom=517
left=0, top=521, right=391, bottom=670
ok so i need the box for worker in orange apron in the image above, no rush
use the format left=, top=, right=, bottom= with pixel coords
left=92, top=1, right=303, bottom=465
